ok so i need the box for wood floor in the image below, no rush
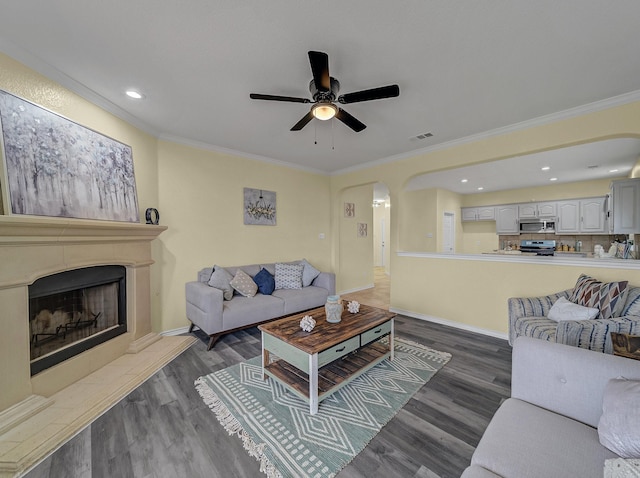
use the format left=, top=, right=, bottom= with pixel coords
left=26, top=271, right=512, bottom=478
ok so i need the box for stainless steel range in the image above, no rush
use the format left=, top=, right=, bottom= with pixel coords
left=520, top=239, right=556, bottom=256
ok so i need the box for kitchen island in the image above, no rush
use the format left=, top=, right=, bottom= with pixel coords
left=390, top=251, right=640, bottom=340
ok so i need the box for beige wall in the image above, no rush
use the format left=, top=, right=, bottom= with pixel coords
left=156, top=140, right=331, bottom=331
left=337, top=184, right=374, bottom=292
left=0, top=53, right=165, bottom=322
left=393, top=254, right=640, bottom=335
left=331, top=100, right=640, bottom=335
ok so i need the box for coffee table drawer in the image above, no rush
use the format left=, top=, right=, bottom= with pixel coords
left=361, top=320, right=391, bottom=346
left=318, top=336, right=360, bottom=368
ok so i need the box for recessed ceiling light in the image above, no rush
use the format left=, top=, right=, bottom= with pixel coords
left=541, top=166, right=550, bottom=171
left=609, top=169, right=619, bottom=173
left=461, top=179, right=468, bottom=183
left=550, top=177, right=558, bottom=181
left=125, top=90, right=144, bottom=99
left=477, top=187, right=484, bottom=191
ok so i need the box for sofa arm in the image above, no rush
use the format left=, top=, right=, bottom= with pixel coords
left=185, top=281, right=224, bottom=335
left=507, top=289, right=571, bottom=345
left=556, top=315, right=640, bottom=354
left=312, top=272, right=336, bottom=295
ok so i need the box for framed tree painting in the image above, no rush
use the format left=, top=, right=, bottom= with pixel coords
left=244, top=188, right=276, bottom=225
left=0, top=90, right=140, bottom=222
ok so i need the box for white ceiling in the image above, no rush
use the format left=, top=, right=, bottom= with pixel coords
left=0, top=1, right=640, bottom=178
left=406, top=138, right=640, bottom=195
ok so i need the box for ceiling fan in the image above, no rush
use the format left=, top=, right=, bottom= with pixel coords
left=250, top=51, right=400, bottom=132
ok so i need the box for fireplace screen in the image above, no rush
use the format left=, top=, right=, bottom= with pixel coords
left=29, top=265, right=127, bottom=375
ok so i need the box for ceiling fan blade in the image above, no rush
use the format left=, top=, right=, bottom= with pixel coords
left=290, top=111, right=315, bottom=131
left=308, top=51, right=330, bottom=92
left=335, top=108, right=366, bottom=132
left=250, top=93, right=310, bottom=103
left=338, top=84, right=400, bottom=104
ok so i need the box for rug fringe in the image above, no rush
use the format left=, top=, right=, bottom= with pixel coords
left=194, top=377, right=282, bottom=478
left=396, top=337, right=452, bottom=361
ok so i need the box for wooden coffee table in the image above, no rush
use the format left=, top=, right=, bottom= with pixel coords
left=259, top=304, right=395, bottom=414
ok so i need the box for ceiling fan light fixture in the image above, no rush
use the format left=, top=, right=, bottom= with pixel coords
left=312, top=103, right=337, bottom=120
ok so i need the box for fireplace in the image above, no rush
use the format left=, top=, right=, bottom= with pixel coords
left=29, top=265, right=127, bottom=375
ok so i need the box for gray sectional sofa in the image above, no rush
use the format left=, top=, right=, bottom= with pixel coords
left=462, top=336, right=640, bottom=478
left=508, top=275, right=640, bottom=353
left=185, top=262, right=335, bottom=349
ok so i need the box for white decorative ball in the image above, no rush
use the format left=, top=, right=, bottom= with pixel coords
left=347, top=301, right=360, bottom=313
left=300, top=315, right=316, bottom=332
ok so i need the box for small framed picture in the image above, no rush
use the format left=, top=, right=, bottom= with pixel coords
left=344, top=202, right=355, bottom=218
left=357, top=223, right=368, bottom=238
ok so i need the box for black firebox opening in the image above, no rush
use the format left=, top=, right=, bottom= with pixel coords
left=29, top=265, right=127, bottom=376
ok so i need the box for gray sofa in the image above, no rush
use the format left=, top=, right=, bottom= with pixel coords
left=185, top=263, right=335, bottom=349
left=462, top=336, right=640, bottom=478
left=508, top=283, right=640, bottom=353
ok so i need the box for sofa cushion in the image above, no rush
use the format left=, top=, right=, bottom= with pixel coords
left=253, top=267, right=275, bottom=295
left=570, top=274, right=629, bottom=319
left=548, top=297, right=599, bottom=322
left=300, top=259, right=321, bottom=287
left=621, top=287, right=640, bottom=317
left=604, top=458, right=640, bottom=477
left=598, top=378, right=640, bottom=458
left=272, top=286, right=329, bottom=315
left=229, top=269, right=258, bottom=298
left=274, top=262, right=304, bottom=290
left=512, top=316, right=557, bottom=343
left=207, top=265, right=234, bottom=300
left=471, top=398, right=618, bottom=478
left=221, top=294, right=284, bottom=330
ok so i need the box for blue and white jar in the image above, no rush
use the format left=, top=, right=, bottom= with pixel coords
left=325, top=295, right=343, bottom=323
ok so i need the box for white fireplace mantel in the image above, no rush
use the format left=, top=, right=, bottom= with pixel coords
left=0, top=215, right=197, bottom=477
left=0, top=215, right=167, bottom=411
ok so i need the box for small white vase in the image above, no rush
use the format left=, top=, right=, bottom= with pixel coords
left=325, top=295, right=343, bottom=323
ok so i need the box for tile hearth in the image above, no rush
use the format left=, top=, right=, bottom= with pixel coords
left=0, top=335, right=195, bottom=477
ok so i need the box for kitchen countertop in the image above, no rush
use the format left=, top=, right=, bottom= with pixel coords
left=399, top=251, right=640, bottom=270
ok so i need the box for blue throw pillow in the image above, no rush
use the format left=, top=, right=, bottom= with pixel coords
left=253, top=267, right=275, bottom=295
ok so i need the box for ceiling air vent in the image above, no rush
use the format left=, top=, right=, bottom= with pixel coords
left=410, top=132, right=434, bottom=141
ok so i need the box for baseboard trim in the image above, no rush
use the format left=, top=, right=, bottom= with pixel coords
left=338, top=284, right=375, bottom=295
left=161, top=326, right=192, bottom=336
left=389, top=307, right=509, bottom=341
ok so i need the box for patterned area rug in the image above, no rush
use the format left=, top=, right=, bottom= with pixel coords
left=195, top=338, right=451, bottom=478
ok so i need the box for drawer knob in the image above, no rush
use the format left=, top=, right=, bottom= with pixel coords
left=374, top=329, right=381, bottom=334
left=335, top=346, right=345, bottom=352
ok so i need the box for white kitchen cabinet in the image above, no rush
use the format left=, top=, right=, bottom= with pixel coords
left=461, top=206, right=495, bottom=222
left=611, top=179, right=640, bottom=234
left=556, top=197, right=607, bottom=234
left=496, top=205, right=519, bottom=234
left=580, top=197, right=607, bottom=233
left=556, top=201, right=580, bottom=233
left=518, top=201, right=556, bottom=219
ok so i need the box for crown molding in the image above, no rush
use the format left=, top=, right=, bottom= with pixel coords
left=0, top=39, right=162, bottom=138
left=157, top=134, right=327, bottom=175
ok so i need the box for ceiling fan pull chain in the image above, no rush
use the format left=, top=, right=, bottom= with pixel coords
left=314, top=121, right=317, bottom=145
left=332, top=119, right=335, bottom=150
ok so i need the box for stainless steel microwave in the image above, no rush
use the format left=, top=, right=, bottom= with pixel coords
left=519, top=219, right=556, bottom=233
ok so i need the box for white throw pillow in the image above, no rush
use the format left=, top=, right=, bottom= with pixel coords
left=598, top=378, right=640, bottom=458
left=230, top=269, right=258, bottom=297
left=548, top=296, right=599, bottom=322
left=274, top=263, right=303, bottom=290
